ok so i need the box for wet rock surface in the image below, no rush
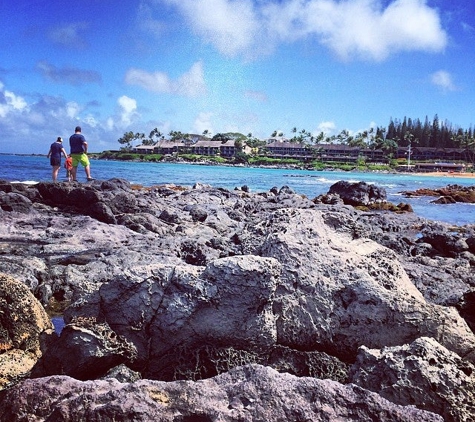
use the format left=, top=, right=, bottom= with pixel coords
left=401, top=183, right=475, bottom=203
left=0, top=178, right=474, bottom=420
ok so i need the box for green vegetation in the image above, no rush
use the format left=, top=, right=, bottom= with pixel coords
left=108, top=115, right=474, bottom=170
left=174, top=154, right=224, bottom=164
left=247, top=157, right=301, bottom=166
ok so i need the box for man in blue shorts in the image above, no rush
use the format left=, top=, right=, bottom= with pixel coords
left=69, top=126, right=94, bottom=181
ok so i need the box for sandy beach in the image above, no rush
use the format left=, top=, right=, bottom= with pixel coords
left=410, top=171, right=475, bottom=179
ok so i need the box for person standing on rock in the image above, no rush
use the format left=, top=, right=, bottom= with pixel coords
left=47, top=137, right=68, bottom=182
left=69, top=126, right=94, bottom=182
left=64, top=155, right=73, bottom=182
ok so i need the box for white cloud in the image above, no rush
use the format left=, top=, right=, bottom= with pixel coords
left=162, top=0, right=261, bottom=58
left=193, top=112, right=214, bottom=135
left=125, top=61, right=206, bottom=97
left=117, top=95, right=139, bottom=126
left=0, top=85, right=28, bottom=118
left=316, top=121, right=336, bottom=135
left=302, top=0, right=448, bottom=61
left=66, top=102, right=81, bottom=119
left=430, top=70, right=457, bottom=92
left=158, top=0, right=447, bottom=61
left=0, top=81, right=136, bottom=153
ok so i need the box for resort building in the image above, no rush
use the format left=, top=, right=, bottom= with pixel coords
left=413, top=162, right=466, bottom=173
left=132, top=137, right=473, bottom=168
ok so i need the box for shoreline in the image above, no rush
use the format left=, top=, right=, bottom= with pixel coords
left=1, top=152, right=474, bottom=182
left=404, top=171, right=475, bottom=178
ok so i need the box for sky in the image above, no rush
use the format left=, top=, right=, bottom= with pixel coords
left=1, top=0, right=474, bottom=154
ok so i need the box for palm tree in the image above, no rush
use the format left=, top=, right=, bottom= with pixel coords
left=148, top=128, right=163, bottom=145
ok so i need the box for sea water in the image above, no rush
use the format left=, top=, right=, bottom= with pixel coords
left=0, top=154, right=474, bottom=226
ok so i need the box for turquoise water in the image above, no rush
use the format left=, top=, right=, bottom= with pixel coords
left=1, top=154, right=474, bottom=226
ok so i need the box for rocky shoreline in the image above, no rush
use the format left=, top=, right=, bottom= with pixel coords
left=401, top=183, right=475, bottom=204
left=0, top=178, right=474, bottom=421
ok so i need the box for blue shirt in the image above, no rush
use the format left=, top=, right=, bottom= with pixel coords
left=49, top=141, right=64, bottom=159
left=69, top=133, right=86, bottom=154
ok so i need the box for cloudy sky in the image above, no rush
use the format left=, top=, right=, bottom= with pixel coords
left=1, top=0, right=474, bottom=154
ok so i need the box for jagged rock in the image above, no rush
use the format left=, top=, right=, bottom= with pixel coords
left=159, top=208, right=181, bottom=224
left=116, top=212, right=168, bottom=234
left=62, top=208, right=475, bottom=382
left=314, top=192, right=345, bottom=205
left=0, top=273, right=53, bottom=390
left=431, top=195, right=457, bottom=204
left=349, top=337, right=475, bottom=422
left=418, top=228, right=470, bottom=257
left=85, top=201, right=117, bottom=224
left=328, top=180, right=387, bottom=206
left=102, top=364, right=142, bottom=383
left=456, top=290, right=475, bottom=333
left=278, top=185, right=295, bottom=195
left=402, top=184, right=475, bottom=203
left=187, top=205, right=208, bottom=222
left=82, top=256, right=280, bottom=379
left=0, top=179, right=473, bottom=418
left=32, top=317, right=137, bottom=380
left=254, top=208, right=475, bottom=362
left=36, top=182, right=101, bottom=207
left=0, top=364, right=443, bottom=422
left=100, top=178, right=133, bottom=192
left=467, top=236, right=475, bottom=254
left=0, top=192, right=33, bottom=213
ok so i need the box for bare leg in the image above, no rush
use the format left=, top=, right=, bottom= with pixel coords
left=71, top=166, right=78, bottom=181
left=52, top=165, right=60, bottom=182
left=85, top=165, right=92, bottom=179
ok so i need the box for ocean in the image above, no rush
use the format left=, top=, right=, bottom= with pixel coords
left=0, top=154, right=474, bottom=226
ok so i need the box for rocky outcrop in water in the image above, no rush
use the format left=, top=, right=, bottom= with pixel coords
left=315, top=180, right=414, bottom=212
left=401, top=183, right=475, bottom=203
left=0, top=178, right=474, bottom=421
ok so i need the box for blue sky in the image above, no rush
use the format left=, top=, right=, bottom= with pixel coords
left=1, top=0, right=474, bottom=154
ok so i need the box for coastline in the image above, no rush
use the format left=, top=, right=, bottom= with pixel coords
left=406, top=171, right=475, bottom=178
left=1, top=152, right=474, bottom=180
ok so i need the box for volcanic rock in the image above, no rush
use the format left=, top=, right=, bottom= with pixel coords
left=0, top=364, right=444, bottom=422
left=0, top=273, right=53, bottom=390
left=349, top=337, right=475, bottom=422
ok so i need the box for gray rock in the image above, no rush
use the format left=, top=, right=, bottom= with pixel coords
left=102, top=364, right=142, bottom=383
left=32, top=317, right=137, bottom=380
left=89, top=256, right=280, bottom=379
left=349, top=337, right=475, bottom=422
left=0, top=192, right=33, bottom=213
left=255, top=208, right=475, bottom=363
left=0, top=179, right=473, bottom=419
left=0, top=364, right=443, bottom=422
left=328, top=180, right=387, bottom=206
left=188, top=205, right=208, bottom=222
left=419, top=229, right=470, bottom=257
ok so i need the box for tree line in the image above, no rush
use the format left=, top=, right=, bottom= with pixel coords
left=118, top=115, right=474, bottom=154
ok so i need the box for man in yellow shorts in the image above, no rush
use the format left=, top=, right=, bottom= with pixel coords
left=69, top=126, right=94, bottom=181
